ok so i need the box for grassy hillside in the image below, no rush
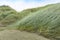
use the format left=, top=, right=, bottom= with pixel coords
left=0, top=3, right=60, bottom=40
left=0, top=5, right=42, bottom=28
left=0, top=5, right=42, bottom=27
left=18, top=4, right=52, bottom=19
left=8, top=3, right=60, bottom=40
left=0, top=5, right=19, bottom=27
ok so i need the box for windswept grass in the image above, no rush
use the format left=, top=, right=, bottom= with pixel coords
left=12, top=3, right=60, bottom=40
left=0, top=3, right=60, bottom=40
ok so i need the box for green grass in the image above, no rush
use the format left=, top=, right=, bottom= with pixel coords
left=10, top=3, right=60, bottom=40
left=0, top=3, right=60, bottom=40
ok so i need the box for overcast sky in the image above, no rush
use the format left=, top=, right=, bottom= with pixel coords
left=0, top=0, right=60, bottom=11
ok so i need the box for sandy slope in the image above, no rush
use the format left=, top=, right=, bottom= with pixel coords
left=0, top=30, right=50, bottom=40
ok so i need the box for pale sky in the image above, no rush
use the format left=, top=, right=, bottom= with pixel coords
left=0, top=0, right=60, bottom=11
